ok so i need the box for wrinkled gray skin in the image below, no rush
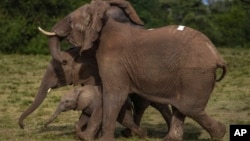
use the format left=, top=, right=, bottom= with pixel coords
left=40, top=0, right=227, bottom=141
left=44, top=85, right=147, bottom=139
left=18, top=47, right=171, bottom=137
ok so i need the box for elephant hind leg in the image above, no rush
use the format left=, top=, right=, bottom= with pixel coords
left=151, top=103, right=172, bottom=128
left=118, top=99, right=147, bottom=139
left=75, top=113, right=89, bottom=134
left=176, top=71, right=226, bottom=139
left=188, top=111, right=226, bottom=140
left=163, top=107, right=185, bottom=141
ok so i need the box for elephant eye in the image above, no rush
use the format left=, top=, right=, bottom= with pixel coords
left=65, top=100, right=69, bottom=103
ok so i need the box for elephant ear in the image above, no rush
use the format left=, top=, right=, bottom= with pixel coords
left=71, top=4, right=92, bottom=33
left=106, top=0, right=144, bottom=26
left=81, top=0, right=110, bottom=53
left=68, top=4, right=92, bottom=48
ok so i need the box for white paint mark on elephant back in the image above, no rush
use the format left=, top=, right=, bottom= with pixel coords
left=177, top=25, right=185, bottom=31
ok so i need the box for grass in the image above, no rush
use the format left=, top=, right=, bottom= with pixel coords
left=0, top=48, right=250, bottom=141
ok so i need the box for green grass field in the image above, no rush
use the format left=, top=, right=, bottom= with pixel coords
left=0, top=48, right=249, bottom=141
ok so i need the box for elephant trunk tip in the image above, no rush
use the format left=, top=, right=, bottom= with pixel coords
left=44, top=120, right=54, bottom=128
left=54, top=57, right=67, bottom=65
left=44, top=120, right=51, bottom=128
left=18, top=120, right=25, bottom=129
left=53, top=57, right=67, bottom=65
left=44, top=124, right=48, bottom=128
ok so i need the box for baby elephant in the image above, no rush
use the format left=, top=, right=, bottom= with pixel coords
left=45, top=85, right=146, bottom=139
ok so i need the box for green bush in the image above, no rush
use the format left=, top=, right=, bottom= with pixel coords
left=0, top=0, right=89, bottom=54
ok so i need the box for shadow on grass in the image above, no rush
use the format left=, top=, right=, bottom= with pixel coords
left=38, top=124, right=75, bottom=136
left=115, top=122, right=211, bottom=141
left=35, top=123, right=211, bottom=141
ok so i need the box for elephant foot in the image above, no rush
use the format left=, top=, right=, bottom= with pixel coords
left=75, top=124, right=81, bottom=134
left=121, top=128, right=133, bottom=138
left=77, top=131, right=95, bottom=141
left=121, top=128, right=147, bottom=139
left=209, top=122, right=226, bottom=140
left=163, top=135, right=182, bottom=141
left=120, top=128, right=147, bottom=139
left=97, top=136, right=115, bottom=141
left=163, top=129, right=183, bottom=141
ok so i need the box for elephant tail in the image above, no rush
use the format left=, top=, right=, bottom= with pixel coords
left=216, top=63, right=227, bottom=82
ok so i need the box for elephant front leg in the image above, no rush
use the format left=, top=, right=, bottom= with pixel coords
left=77, top=102, right=102, bottom=140
left=99, top=89, right=129, bottom=141
left=75, top=113, right=89, bottom=134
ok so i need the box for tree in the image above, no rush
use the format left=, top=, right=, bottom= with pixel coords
left=209, top=0, right=250, bottom=47
left=0, top=0, right=89, bottom=54
left=0, top=0, right=249, bottom=54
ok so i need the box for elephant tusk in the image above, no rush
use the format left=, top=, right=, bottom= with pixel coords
left=38, top=27, right=56, bottom=36
left=47, top=88, right=51, bottom=93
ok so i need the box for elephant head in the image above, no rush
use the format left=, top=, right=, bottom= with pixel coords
left=39, top=0, right=144, bottom=65
left=44, top=86, right=100, bottom=128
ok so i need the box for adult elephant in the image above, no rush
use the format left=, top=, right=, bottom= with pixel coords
left=18, top=47, right=172, bottom=138
left=39, top=0, right=227, bottom=141
left=19, top=0, right=145, bottom=129
left=19, top=0, right=171, bottom=135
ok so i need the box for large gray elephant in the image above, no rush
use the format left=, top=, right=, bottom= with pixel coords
left=19, top=0, right=172, bottom=134
left=19, top=0, right=145, bottom=129
left=38, top=0, right=227, bottom=141
left=18, top=47, right=172, bottom=137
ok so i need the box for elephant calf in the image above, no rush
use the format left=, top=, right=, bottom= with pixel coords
left=45, top=85, right=147, bottom=139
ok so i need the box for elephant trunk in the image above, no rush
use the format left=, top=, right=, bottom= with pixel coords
left=38, top=27, right=67, bottom=65
left=18, top=69, right=55, bottom=129
left=44, top=105, right=63, bottom=128
left=48, top=36, right=67, bottom=65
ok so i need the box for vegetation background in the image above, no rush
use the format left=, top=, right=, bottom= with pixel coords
left=0, top=0, right=250, bottom=54
left=0, top=0, right=250, bottom=141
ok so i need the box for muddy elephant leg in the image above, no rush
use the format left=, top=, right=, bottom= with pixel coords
left=188, top=111, right=226, bottom=140
left=118, top=99, right=147, bottom=139
left=164, top=107, right=185, bottom=141
left=77, top=99, right=102, bottom=140
left=75, top=113, right=89, bottom=134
